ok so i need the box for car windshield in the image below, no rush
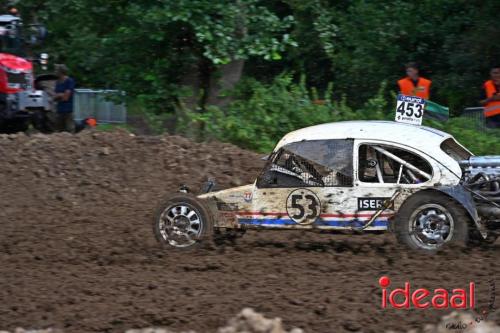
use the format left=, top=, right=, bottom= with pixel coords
left=257, top=139, right=354, bottom=188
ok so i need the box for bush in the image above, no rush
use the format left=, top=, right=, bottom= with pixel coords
left=190, top=74, right=388, bottom=152
left=426, top=118, right=499, bottom=156
left=187, top=74, right=498, bottom=155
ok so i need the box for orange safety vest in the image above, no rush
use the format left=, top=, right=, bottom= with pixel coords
left=398, top=77, right=432, bottom=99
left=483, top=80, right=500, bottom=118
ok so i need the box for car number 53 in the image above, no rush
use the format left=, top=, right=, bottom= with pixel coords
left=286, top=189, right=321, bottom=225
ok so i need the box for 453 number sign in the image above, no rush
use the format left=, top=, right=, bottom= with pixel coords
left=395, top=94, right=426, bottom=125
left=286, top=189, right=321, bottom=225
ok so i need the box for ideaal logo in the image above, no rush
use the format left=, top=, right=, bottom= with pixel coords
left=379, top=276, right=475, bottom=309
left=379, top=276, right=496, bottom=329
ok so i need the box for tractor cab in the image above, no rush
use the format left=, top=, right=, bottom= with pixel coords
left=0, top=15, right=24, bottom=56
left=0, top=13, right=51, bottom=133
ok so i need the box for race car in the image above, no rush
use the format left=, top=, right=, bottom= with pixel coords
left=153, top=121, right=500, bottom=253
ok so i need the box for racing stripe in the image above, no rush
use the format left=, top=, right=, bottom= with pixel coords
left=238, top=218, right=388, bottom=228
left=236, top=211, right=393, bottom=218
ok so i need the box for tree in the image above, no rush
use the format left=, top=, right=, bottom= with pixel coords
left=19, top=0, right=295, bottom=114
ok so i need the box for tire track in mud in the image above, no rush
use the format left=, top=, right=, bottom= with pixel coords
left=0, top=131, right=498, bottom=333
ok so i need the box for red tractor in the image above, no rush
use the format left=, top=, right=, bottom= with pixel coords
left=0, top=13, right=52, bottom=133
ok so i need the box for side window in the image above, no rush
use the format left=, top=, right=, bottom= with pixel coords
left=257, top=139, right=354, bottom=188
left=358, top=144, right=433, bottom=184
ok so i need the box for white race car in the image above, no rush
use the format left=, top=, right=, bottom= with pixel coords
left=153, top=121, right=500, bottom=253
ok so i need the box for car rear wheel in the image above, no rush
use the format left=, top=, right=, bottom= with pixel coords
left=153, top=194, right=214, bottom=249
left=395, top=192, right=469, bottom=253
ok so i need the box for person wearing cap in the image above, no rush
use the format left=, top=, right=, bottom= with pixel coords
left=54, top=64, right=76, bottom=133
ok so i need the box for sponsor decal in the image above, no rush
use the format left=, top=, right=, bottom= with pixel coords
left=395, top=94, right=425, bottom=125
left=357, top=197, right=393, bottom=211
left=243, top=191, right=253, bottom=202
left=216, top=202, right=239, bottom=211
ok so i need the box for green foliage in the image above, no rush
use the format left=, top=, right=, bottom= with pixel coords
left=14, top=0, right=499, bottom=154
left=17, top=0, right=500, bottom=114
left=189, top=74, right=389, bottom=152
left=284, top=0, right=500, bottom=111
left=187, top=74, right=497, bottom=155
left=426, top=118, right=500, bottom=156
left=18, top=0, right=295, bottom=111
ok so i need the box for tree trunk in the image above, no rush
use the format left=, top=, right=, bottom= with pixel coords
left=205, top=59, right=245, bottom=108
left=174, top=59, right=208, bottom=136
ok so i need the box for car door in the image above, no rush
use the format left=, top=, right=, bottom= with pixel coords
left=349, top=140, right=439, bottom=229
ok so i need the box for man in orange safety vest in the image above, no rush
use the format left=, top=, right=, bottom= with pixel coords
left=480, top=66, right=500, bottom=128
left=398, top=62, right=432, bottom=100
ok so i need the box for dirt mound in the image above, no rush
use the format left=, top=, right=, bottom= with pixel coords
left=7, top=310, right=500, bottom=333
left=0, top=130, right=499, bottom=333
left=126, top=308, right=303, bottom=333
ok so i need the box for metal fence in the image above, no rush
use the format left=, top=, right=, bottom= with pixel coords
left=461, top=107, right=486, bottom=130
left=74, top=89, right=127, bottom=123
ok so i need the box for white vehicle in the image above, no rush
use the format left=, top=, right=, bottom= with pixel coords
left=153, top=121, right=500, bottom=253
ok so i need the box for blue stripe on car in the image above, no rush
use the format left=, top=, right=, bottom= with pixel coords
left=238, top=218, right=388, bottom=228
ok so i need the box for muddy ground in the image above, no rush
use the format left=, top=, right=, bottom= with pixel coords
left=0, top=131, right=498, bottom=333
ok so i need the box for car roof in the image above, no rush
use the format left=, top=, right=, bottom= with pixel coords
left=274, top=121, right=457, bottom=154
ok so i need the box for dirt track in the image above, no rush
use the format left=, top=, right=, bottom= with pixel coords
left=0, top=130, right=499, bottom=333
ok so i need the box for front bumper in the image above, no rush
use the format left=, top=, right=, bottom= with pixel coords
left=1, top=90, right=51, bottom=119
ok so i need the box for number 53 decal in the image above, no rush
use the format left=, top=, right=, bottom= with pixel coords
left=286, top=189, right=321, bottom=225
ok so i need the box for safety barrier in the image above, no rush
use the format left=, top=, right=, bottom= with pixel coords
left=74, top=89, right=127, bottom=123
left=461, top=107, right=485, bottom=130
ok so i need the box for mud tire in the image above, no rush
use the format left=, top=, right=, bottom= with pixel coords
left=395, top=191, right=469, bottom=253
left=153, top=194, right=214, bottom=250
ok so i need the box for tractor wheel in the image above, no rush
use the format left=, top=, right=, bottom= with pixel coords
left=32, top=111, right=54, bottom=134
left=3, top=119, right=29, bottom=133
left=394, top=191, right=469, bottom=253
left=153, top=194, right=214, bottom=249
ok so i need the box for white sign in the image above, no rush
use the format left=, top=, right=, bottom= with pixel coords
left=395, top=94, right=425, bottom=125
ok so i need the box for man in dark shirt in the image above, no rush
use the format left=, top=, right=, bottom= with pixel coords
left=54, top=64, right=75, bottom=132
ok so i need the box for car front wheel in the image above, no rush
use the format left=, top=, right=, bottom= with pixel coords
left=394, top=192, right=469, bottom=253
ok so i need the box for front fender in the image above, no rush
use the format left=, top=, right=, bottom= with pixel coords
left=435, top=186, right=486, bottom=238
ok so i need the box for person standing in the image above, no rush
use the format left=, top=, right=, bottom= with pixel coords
left=54, top=64, right=76, bottom=132
left=480, top=66, right=500, bottom=129
left=398, top=62, right=432, bottom=99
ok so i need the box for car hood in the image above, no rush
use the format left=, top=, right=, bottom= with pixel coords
left=198, top=184, right=254, bottom=200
